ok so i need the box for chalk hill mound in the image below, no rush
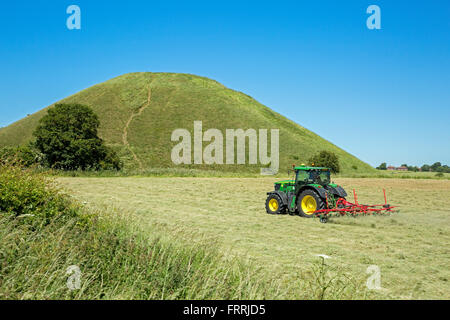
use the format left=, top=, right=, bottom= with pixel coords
left=0, top=72, right=374, bottom=173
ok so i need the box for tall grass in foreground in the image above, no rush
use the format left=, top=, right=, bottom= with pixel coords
left=0, top=214, right=279, bottom=299
left=0, top=164, right=372, bottom=299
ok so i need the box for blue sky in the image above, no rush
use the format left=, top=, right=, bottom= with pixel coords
left=0, top=0, right=449, bottom=167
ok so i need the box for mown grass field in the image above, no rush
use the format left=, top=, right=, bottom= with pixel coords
left=58, top=176, right=450, bottom=299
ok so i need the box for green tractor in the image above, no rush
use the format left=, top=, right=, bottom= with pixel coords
left=265, top=165, right=347, bottom=219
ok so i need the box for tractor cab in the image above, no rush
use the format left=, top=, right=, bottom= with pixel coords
left=295, top=166, right=331, bottom=187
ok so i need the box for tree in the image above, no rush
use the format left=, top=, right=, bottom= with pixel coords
left=33, top=103, right=121, bottom=170
left=430, top=162, right=442, bottom=172
left=308, top=151, right=340, bottom=173
left=421, top=164, right=430, bottom=172
left=376, top=162, right=387, bottom=170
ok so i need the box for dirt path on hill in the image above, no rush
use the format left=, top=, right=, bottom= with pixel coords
left=122, top=86, right=152, bottom=169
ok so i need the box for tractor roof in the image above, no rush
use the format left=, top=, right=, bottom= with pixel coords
left=294, top=166, right=330, bottom=171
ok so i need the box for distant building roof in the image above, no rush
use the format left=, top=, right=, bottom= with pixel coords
left=387, top=165, right=408, bottom=171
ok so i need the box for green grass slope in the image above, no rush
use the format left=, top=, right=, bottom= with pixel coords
left=0, top=72, right=375, bottom=174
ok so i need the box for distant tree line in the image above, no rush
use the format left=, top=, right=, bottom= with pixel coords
left=376, top=162, right=450, bottom=173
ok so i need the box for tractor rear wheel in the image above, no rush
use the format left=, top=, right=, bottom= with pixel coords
left=265, top=194, right=285, bottom=214
left=298, top=189, right=325, bottom=218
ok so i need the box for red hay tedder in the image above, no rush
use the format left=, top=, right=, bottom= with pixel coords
left=314, top=189, right=397, bottom=223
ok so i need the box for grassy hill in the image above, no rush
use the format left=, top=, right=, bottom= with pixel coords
left=0, top=72, right=375, bottom=174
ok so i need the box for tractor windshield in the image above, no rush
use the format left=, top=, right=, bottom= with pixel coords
left=296, top=169, right=331, bottom=185
left=296, top=170, right=309, bottom=182
left=318, top=170, right=331, bottom=184
left=308, top=170, right=330, bottom=185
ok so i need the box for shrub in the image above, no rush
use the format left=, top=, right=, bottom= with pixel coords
left=0, top=164, right=78, bottom=224
left=0, top=145, right=42, bottom=167
left=99, top=146, right=123, bottom=170
left=0, top=147, right=16, bottom=164
left=376, top=162, right=387, bottom=170
left=33, top=104, right=121, bottom=171
left=309, top=151, right=340, bottom=173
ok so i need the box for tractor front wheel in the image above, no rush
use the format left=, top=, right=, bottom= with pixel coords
left=265, top=194, right=285, bottom=214
left=298, top=190, right=325, bottom=218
